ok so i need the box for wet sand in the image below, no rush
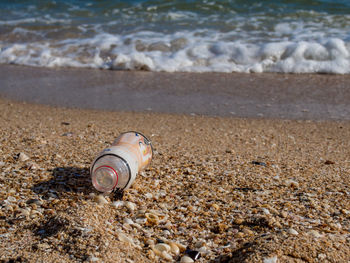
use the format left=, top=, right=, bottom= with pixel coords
left=0, top=66, right=350, bottom=262
left=1, top=64, right=350, bottom=120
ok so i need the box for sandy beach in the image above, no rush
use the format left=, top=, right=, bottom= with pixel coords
left=0, top=67, right=350, bottom=262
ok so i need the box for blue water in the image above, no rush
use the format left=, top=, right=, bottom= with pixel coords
left=0, top=0, right=350, bottom=73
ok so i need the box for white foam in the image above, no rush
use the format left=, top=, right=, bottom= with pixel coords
left=1, top=28, right=350, bottom=73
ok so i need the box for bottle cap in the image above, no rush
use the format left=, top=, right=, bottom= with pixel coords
left=92, top=165, right=118, bottom=192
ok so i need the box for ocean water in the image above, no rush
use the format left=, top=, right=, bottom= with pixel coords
left=0, top=0, right=350, bottom=73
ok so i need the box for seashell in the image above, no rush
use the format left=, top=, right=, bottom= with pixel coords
left=7, top=196, right=17, bottom=203
left=135, top=217, right=147, bottom=224
left=18, top=153, right=30, bottom=162
left=263, top=256, right=278, bottom=263
left=154, top=243, right=171, bottom=254
left=168, top=242, right=180, bottom=255
left=180, top=256, right=194, bottom=263
left=28, top=163, right=39, bottom=170
left=117, top=231, right=134, bottom=246
left=125, top=201, right=136, bottom=211
left=94, top=195, right=108, bottom=205
left=87, top=256, right=100, bottom=262
left=285, top=179, right=299, bottom=188
left=145, top=213, right=159, bottom=225
left=123, top=218, right=134, bottom=225
left=145, top=193, right=153, bottom=199
left=112, top=201, right=124, bottom=209
left=26, top=199, right=43, bottom=206
left=160, top=251, right=173, bottom=261
left=309, top=230, right=322, bottom=238
left=17, top=208, right=30, bottom=217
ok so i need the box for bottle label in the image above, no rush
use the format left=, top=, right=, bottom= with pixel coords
left=112, top=131, right=153, bottom=171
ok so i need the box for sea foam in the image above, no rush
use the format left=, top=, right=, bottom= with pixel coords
left=1, top=30, right=349, bottom=74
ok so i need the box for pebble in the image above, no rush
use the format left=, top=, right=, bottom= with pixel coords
left=288, top=228, right=299, bottom=236
left=261, top=208, right=270, bottom=215
left=180, top=256, right=194, bottom=263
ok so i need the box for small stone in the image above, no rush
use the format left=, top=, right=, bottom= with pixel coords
left=18, top=152, right=30, bottom=162
left=261, top=208, right=270, bottom=215
left=263, top=256, right=278, bottom=263
left=62, top=132, right=73, bottom=137
left=180, top=256, right=194, bottom=263
left=288, top=228, right=299, bottom=235
left=318, top=253, right=327, bottom=260
left=94, top=195, right=108, bottom=205
left=280, top=211, right=288, bottom=218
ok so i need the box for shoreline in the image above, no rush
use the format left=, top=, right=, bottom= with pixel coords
left=1, top=64, right=350, bottom=120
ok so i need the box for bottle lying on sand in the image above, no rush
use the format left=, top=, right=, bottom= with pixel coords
left=90, top=131, right=153, bottom=193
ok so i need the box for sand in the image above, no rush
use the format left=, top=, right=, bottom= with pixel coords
left=1, top=65, right=350, bottom=120
left=0, top=96, right=349, bottom=262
